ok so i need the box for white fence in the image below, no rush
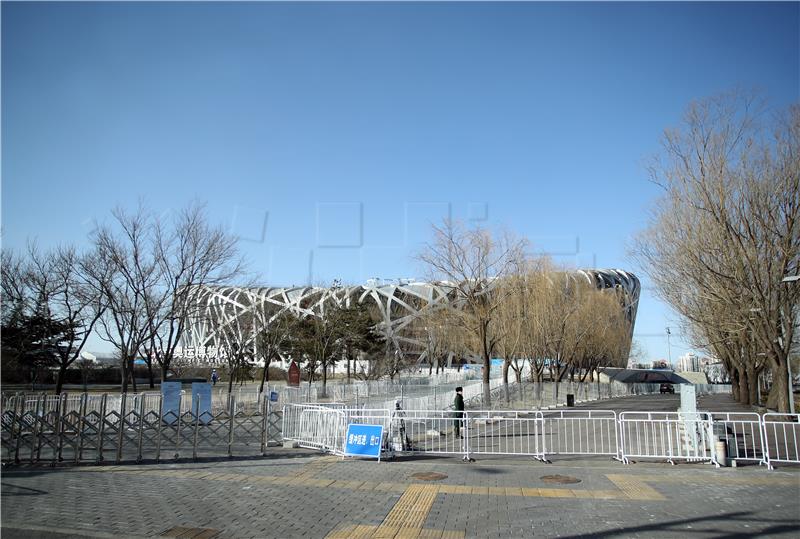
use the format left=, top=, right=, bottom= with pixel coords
left=762, top=413, right=800, bottom=470
left=618, top=412, right=716, bottom=465
left=281, top=404, right=799, bottom=470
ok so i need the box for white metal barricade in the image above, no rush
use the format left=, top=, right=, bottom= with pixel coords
left=381, top=409, right=470, bottom=457
left=281, top=404, right=344, bottom=453
left=466, top=410, right=546, bottom=461
left=762, top=413, right=800, bottom=470
left=619, top=411, right=716, bottom=466
left=540, top=410, right=620, bottom=460
left=708, top=412, right=767, bottom=465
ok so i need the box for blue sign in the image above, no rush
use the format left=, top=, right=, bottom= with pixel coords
left=343, top=423, right=384, bottom=460
left=269, top=391, right=279, bottom=402
left=161, top=382, right=181, bottom=425
left=191, top=382, right=213, bottom=425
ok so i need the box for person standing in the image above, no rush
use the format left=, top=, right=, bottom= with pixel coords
left=453, top=386, right=465, bottom=438
left=211, top=369, right=219, bottom=386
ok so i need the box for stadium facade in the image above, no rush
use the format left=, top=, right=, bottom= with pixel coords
left=178, top=269, right=640, bottom=368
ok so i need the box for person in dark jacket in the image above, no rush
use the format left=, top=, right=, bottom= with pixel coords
left=453, top=387, right=465, bottom=438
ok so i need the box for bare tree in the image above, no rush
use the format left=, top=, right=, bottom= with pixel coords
left=215, top=311, right=256, bottom=393
left=91, top=206, right=166, bottom=393
left=255, top=310, right=296, bottom=393
left=31, top=245, right=106, bottom=393
left=418, top=220, right=528, bottom=405
left=149, top=202, right=244, bottom=383
left=632, top=92, right=799, bottom=411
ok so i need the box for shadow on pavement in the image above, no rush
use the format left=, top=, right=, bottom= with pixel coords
left=561, top=511, right=799, bottom=538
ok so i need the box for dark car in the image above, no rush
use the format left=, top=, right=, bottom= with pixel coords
left=660, top=383, right=675, bottom=394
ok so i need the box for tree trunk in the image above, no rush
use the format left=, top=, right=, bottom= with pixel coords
left=55, top=364, right=68, bottom=394
left=346, top=356, right=351, bottom=384
left=147, top=360, right=155, bottom=389
left=321, top=360, right=328, bottom=397
left=746, top=364, right=759, bottom=407
left=130, top=359, right=137, bottom=393
left=259, top=358, right=270, bottom=394
left=765, top=359, right=790, bottom=412
left=736, top=368, right=750, bottom=405
left=502, top=359, right=510, bottom=403
left=121, top=356, right=129, bottom=393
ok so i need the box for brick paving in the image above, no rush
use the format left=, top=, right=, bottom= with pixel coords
left=2, top=394, right=799, bottom=538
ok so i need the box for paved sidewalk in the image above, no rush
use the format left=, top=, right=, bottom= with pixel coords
left=2, top=446, right=798, bottom=538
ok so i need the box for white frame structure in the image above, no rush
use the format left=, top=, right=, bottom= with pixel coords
left=178, top=269, right=640, bottom=365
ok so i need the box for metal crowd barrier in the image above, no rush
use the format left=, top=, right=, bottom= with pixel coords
left=541, top=410, right=620, bottom=459
left=618, top=412, right=716, bottom=466
left=281, top=404, right=799, bottom=470
left=708, top=412, right=767, bottom=466
left=762, top=413, right=800, bottom=470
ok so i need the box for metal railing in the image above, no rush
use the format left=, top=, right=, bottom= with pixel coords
left=762, top=413, right=800, bottom=470
left=280, top=403, right=799, bottom=471
left=618, top=412, right=716, bottom=465
left=541, top=410, right=620, bottom=459
left=1, top=392, right=283, bottom=465
left=708, top=412, right=767, bottom=465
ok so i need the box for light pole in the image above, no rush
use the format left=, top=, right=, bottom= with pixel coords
left=666, top=327, right=672, bottom=369
left=780, top=275, right=797, bottom=414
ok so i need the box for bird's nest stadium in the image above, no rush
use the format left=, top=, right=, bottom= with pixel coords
left=177, top=269, right=640, bottom=367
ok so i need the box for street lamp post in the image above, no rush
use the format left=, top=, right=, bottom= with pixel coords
left=666, top=327, right=672, bottom=369
left=781, top=275, right=797, bottom=415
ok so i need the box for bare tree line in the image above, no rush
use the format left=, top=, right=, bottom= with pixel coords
left=1, top=202, right=244, bottom=393
left=417, top=221, right=633, bottom=405
left=632, top=91, right=799, bottom=412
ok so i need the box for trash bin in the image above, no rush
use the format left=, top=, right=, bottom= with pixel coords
left=714, top=437, right=728, bottom=466
left=566, top=394, right=575, bottom=407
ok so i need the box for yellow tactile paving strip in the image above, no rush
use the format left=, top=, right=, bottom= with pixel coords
left=81, top=462, right=798, bottom=538
left=606, top=474, right=665, bottom=500
left=327, top=486, right=464, bottom=539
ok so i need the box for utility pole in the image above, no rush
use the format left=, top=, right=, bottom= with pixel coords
left=780, top=275, right=797, bottom=414
left=666, top=327, right=672, bottom=369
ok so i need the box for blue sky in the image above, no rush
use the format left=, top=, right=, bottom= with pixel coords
left=3, top=2, right=798, bottom=361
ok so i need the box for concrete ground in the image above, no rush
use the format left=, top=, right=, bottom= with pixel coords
left=2, top=394, right=798, bottom=539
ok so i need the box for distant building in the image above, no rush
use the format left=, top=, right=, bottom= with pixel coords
left=678, top=352, right=702, bottom=372
left=651, top=359, right=670, bottom=370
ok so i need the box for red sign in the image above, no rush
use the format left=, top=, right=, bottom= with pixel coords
left=288, top=361, right=301, bottom=386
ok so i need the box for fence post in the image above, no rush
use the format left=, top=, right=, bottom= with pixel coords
left=11, top=395, right=23, bottom=464
left=137, top=396, right=146, bottom=463
left=76, top=393, right=87, bottom=464
left=97, top=394, right=108, bottom=463
left=54, top=392, right=67, bottom=464
left=116, top=393, right=127, bottom=464
left=174, top=391, right=182, bottom=460
left=192, top=398, right=201, bottom=461
left=31, top=394, right=44, bottom=463
left=462, top=411, right=470, bottom=462
left=155, top=393, right=164, bottom=463
left=260, top=393, right=269, bottom=455
left=228, top=393, right=236, bottom=458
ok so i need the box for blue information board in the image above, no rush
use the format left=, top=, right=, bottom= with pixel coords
left=161, top=382, right=182, bottom=425
left=191, top=382, right=213, bottom=425
left=343, top=423, right=384, bottom=460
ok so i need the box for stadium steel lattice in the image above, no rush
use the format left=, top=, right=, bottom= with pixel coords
left=178, top=269, right=640, bottom=366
